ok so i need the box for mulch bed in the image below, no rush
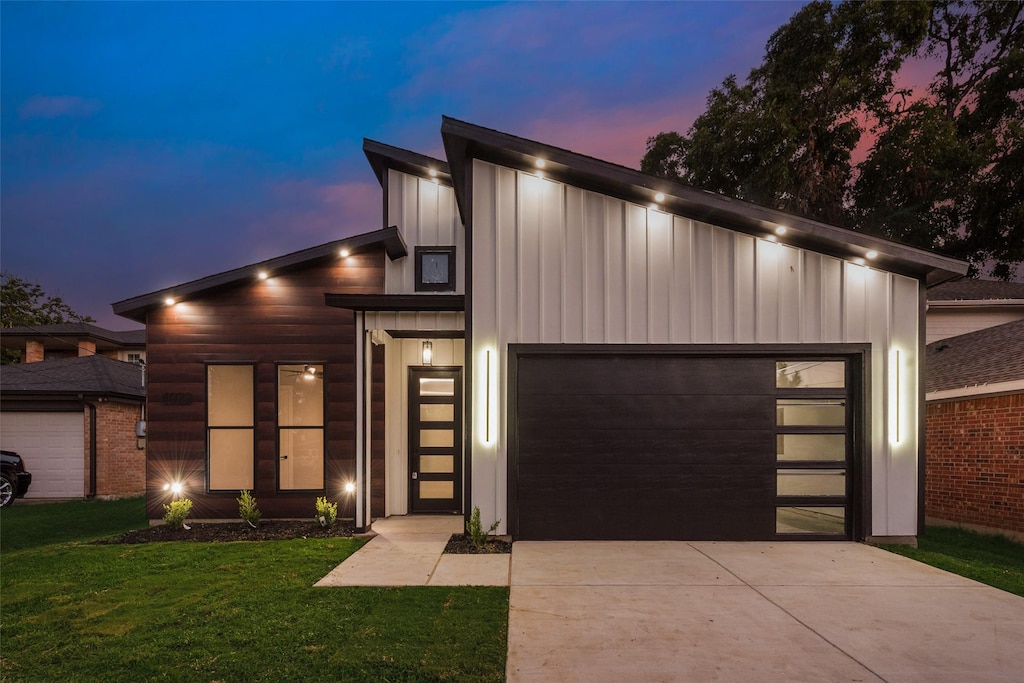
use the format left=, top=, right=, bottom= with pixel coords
left=94, top=519, right=355, bottom=544
left=443, top=533, right=512, bottom=554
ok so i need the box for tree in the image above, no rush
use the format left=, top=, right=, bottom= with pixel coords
left=643, top=0, right=929, bottom=225
left=855, top=0, right=1023, bottom=276
left=1, top=272, right=95, bottom=364
left=642, top=0, right=1022, bottom=277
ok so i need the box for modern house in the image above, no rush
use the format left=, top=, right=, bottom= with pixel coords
left=113, top=117, right=967, bottom=542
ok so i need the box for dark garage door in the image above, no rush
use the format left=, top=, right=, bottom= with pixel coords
left=510, top=351, right=855, bottom=541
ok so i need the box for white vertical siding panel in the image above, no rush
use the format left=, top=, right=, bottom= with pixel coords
left=517, top=173, right=542, bottom=343
left=733, top=234, right=756, bottom=342
left=604, top=200, right=628, bottom=343
left=844, top=263, right=868, bottom=341
left=887, top=273, right=921, bottom=536
left=419, top=178, right=439, bottom=246
left=691, top=222, right=714, bottom=342
left=669, top=217, right=693, bottom=342
left=712, top=228, right=735, bottom=342
left=626, top=204, right=649, bottom=343
left=778, top=245, right=802, bottom=342
left=496, top=167, right=519, bottom=349
left=756, top=240, right=780, bottom=342
left=647, top=209, right=672, bottom=342
left=584, top=193, right=606, bottom=342
left=540, top=179, right=564, bottom=342
left=821, top=256, right=844, bottom=341
left=563, top=187, right=586, bottom=342
left=801, top=252, right=823, bottom=342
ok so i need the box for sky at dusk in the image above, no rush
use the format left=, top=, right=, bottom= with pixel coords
left=1, top=1, right=816, bottom=329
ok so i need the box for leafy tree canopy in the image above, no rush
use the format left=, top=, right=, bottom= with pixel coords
left=1, top=272, right=95, bottom=363
left=642, top=0, right=1023, bottom=278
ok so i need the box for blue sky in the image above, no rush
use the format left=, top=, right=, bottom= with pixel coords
left=2, top=1, right=806, bottom=328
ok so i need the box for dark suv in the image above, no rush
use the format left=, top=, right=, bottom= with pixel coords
left=1, top=450, right=32, bottom=507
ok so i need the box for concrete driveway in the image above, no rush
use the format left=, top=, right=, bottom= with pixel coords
left=507, top=541, right=1024, bottom=682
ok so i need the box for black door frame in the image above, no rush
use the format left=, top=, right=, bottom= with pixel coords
left=408, top=365, right=463, bottom=514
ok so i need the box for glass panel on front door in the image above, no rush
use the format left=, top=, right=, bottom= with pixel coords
left=409, top=367, right=462, bottom=513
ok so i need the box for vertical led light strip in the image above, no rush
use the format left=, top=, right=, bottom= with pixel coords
left=889, top=347, right=901, bottom=445
left=485, top=349, right=491, bottom=443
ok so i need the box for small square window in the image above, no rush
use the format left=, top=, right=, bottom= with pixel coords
left=415, top=246, right=456, bottom=292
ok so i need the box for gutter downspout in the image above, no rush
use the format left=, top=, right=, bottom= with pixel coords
left=84, top=399, right=98, bottom=499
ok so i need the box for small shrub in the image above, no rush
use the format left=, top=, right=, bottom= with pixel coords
left=466, top=506, right=500, bottom=550
left=237, top=489, right=261, bottom=528
left=315, top=496, right=337, bottom=528
left=162, top=499, right=193, bottom=530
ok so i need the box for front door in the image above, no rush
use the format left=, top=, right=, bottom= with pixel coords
left=408, top=367, right=462, bottom=513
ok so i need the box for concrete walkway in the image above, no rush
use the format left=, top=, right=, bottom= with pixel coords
left=507, top=541, right=1024, bottom=683
left=314, top=515, right=510, bottom=587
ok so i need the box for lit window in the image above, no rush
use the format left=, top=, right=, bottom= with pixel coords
left=207, top=365, right=255, bottom=490
left=278, top=364, right=325, bottom=490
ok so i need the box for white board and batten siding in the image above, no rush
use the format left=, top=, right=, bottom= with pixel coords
left=471, top=159, right=921, bottom=537
left=373, top=169, right=467, bottom=516
left=385, top=169, right=465, bottom=296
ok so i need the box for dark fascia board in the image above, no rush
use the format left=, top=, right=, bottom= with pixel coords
left=324, top=294, right=465, bottom=312
left=363, top=138, right=452, bottom=188
left=440, top=116, right=968, bottom=287
left=112, top=227, right=407, bottom=323
left=1, top=389, right=145, bottom=403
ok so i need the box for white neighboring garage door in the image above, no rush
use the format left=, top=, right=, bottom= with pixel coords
left=1, top=411, right=85, bottom=499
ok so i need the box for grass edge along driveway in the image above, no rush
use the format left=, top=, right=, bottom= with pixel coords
left=0, top=498, right=508, bottom=682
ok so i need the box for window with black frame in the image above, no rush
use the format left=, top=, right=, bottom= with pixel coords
left=207, top=364, right=255, bottom=491
left=774, top=360, right=850, bottom=537
left=277, top=364, right=325, bottom=490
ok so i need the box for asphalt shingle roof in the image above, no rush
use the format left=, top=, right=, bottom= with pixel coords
left=0, top=355, right=146, bottom=399
left=928, top=278, right=1024, bottom=301
left=925, top=319, right=1024, bottom=393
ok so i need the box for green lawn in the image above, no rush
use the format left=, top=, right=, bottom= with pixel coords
left=0, top=499, right=508, bottom=682
left=878, top=525, right=1024, bottom=597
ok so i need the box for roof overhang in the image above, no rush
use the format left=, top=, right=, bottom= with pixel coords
left=324, top=294, right=465, bottom=312
left=440, top=116, right=968, bottom=287
left=363, top=139, right=452, bottom=188
left=113, top=227, right=407, bottom=323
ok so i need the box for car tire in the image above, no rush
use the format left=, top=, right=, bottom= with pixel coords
left=0, top=473, right=15, bottom=507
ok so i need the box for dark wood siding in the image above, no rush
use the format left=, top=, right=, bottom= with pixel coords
left=512, top=353, right=777, bottom=540
left=145, top=252, right=384, bottom=520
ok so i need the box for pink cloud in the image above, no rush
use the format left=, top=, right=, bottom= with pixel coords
left=19, top=95, right=100, bottom=120
left=518, top=96, right=705, bottom=169
left=242, top=179, right=382, bottom=260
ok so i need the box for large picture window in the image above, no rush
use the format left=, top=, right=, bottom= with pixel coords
left=207, top=364, right=255, bottom=490
left=278, top=364, right=325, bottom=490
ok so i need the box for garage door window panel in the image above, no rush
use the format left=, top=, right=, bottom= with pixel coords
left=774, top=359, right=851, bottom=538
left=207, top=364, right=255, bottom=491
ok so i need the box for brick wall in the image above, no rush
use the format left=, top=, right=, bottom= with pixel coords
left=84, top=401, right=146, bottom=497
left=926, top=392, right=1024, bottom=534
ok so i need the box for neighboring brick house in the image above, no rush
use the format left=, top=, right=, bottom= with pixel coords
left=1, top=323, right=146, bottom=364
left=0, top=354, right=147, bottom=500
left=925, top=319, right=1024, bottom=538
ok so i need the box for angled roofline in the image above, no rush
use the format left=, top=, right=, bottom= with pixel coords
left=440, top=116, right=968, bottom=287
left=363, top=139, right=451, bottom=187
left=112, top=227, right=407, bottom=323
